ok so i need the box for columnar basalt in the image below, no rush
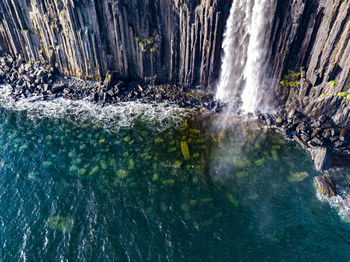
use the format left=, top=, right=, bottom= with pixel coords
left=0, top=0, right=231, bottom=87
left=268, top=0, right=350, bottom=128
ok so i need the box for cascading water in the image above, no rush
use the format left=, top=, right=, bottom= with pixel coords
left=216, top=0, right=272, bottom=113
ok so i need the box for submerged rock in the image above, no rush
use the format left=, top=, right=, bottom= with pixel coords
left=181, top=141, right=190, bottom=160
left=287, top=171, right=309, bottom=183
left=47, top=216, right=74, bottom=233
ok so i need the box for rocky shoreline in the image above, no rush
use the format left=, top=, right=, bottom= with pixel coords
left=0, top=55, right=218, bottom=112
left=259, top=110, right=350, bottom=172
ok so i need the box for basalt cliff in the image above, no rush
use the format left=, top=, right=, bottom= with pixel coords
left=0, top=0, right=232, bottom=87
left=1, top=0, right=350, bottom=127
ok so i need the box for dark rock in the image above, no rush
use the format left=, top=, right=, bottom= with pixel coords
left=52, top=84, right=66, bottom=93
left=309, top=137, right=323, bottom=146
left=318, top=115, right=327, bottom=124
left=314, top=176, right=336, bottom=198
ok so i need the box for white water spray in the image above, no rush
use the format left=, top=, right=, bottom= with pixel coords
left=216, top=0, right=271, bottom=113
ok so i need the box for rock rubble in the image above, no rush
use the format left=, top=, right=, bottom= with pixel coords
left=259, top=109, right=350, bottom=171
left=0, top=55, right=218, bottom=111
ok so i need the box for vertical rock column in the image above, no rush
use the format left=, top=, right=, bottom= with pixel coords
left=0, top=0, right=231, bottom=87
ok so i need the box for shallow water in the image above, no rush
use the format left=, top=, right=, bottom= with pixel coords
left=1, top=90, right=350, bottom=261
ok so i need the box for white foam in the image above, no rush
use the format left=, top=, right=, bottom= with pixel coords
left=316, top=186, right=350, bottom=223
left=0, top=85, right=191, bottom=132
left=216, top=0, right=272, bottom=113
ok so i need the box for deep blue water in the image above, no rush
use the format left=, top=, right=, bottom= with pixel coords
left=1, top=91, right=350, bottom=261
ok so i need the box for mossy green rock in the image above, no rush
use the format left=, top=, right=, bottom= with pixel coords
left=69, top=165, right=78, bottom=172
left=128, top=159, right=135, bottom=170
left=162, top=179, right=175, bottom=185
left=271, top=150, right=279, bottom=161
left=287, top=171, right=309, bottom=183
left=100, top=160, right=108, bottom=170
left=152, top=173, right=159, bottom=181
left=168, top=147, right=177, bottom=153
left=233, top=158, right=249, bottom=168
left=237, top=171, right=248, bottom=178
left=154, top=137, right=164, bottom=143
left=79, top=168, right=87, bottom=175
left=174, top=160, right=182, bottom=167
left=117, top=169, right=127, bottom=179
left=43, top=161, right=53, bottom=168
left=88, top=166, right=99, bottom=176
left=47, top=216, right=74, bottom=233
left=254, top=158, right=265, bottom=166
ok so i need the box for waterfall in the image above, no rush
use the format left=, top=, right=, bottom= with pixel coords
left=216, top=0, right=271, bottom=113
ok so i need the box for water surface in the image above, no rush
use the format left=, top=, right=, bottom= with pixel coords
left=0, top=90, right=350, bottom=261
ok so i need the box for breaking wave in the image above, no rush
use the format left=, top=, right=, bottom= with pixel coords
left=0, top=85, right=191, bottom=132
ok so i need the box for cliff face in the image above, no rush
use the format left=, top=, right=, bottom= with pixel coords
left=0, top=0, right=231, bottom=86
left=268, top=0, right=350, bottom=128
left=2, top=0, right=350, bottom=127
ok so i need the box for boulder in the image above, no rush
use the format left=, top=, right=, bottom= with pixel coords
left=309, top=147, right=333, bottom=171
left=52, top=84, right=66, bottom=93
left=314, top=176, right=336, bottom=198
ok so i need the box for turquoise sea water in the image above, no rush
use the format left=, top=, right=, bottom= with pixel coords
left=1, top=86, right=350, bottom=261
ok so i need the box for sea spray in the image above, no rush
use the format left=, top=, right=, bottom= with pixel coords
left=0, top=85, right=191, bottom=132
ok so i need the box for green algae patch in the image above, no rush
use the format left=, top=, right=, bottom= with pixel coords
left=168, top=147, right=177, bottom=153
left=254, top=158, right=265, bottom=166
left=193, top=153, right=200, bottom=158
left=128, top=159, right=135, bottom=170
left=233, top=158, right=249, bottom=168
left=47, top=216, right=74, bottom=233
left=174, top=160, right=182, bottom=167
left=154, top=137, right=164, bottom=143
left=152, top=173, right=159, bottom=181
left=236, top=171, right=248, bottom=178
left=117, top=169, right=128, bottom=179
left=272, top=145, right=281, bottom=150
left=181, top=141, right=190, bottom=160
left=45, top=135, right=53, bottom=141
left=162, top=179, right=175, bottom=185
left=100, top=160, right=108, bottom=170
left=43, top=161, right=53, bottom=168
left=271, top=150, right=279, bottom=161
left=287, top=171, right=309, bottom=183
left=189, top=128, right=200, bottom=134
left=69, top=165, right=78, bottom=172
left=195, top=138, right=206, bottom=144
left=19, top=144, right=28, bottom=151
left=88, top=166, right=99, bottom=176
left=226, top=193, right=239, bottom=207
left=79, top=168, right=87, bottom=175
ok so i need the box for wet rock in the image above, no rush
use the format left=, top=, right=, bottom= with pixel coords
left=314, top=176, right=336, bottom=198
left=52, top=84, right=66, bottom=93
left=309, top=147, right=333, bottom=171
left=275, top=116, right=283, bottom=125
